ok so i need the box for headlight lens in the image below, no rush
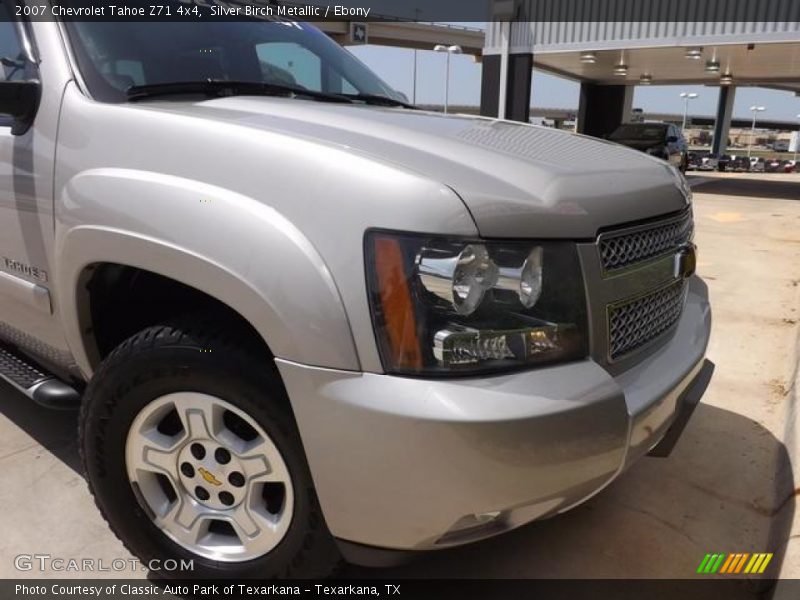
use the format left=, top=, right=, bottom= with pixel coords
left=365, top=231, right=588, bottom=375
left=497, top=246, right=543, bottom=308
left=417, top=244, right=497, bottom=316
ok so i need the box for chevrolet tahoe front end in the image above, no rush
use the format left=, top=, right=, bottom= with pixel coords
left=280, top=179, right=712, bottom=557
left=0, top=15, right=712, bottom=578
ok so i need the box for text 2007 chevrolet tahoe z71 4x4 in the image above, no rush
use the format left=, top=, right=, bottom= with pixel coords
left=0, top=14, right=711, bottom=577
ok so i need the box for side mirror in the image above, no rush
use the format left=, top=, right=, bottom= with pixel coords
left=0, top=80, right=40, bottom=136
left=666, top=135, right=678, bottom=143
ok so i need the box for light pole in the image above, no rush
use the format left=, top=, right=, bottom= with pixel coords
left=794, top=114, right=800, bottom=162
left=412, top=8, right=421, bottom=104
left=433, top=44, right=462, bottom=114
left=680, top=92, right=698, bottom=131
left=412, top=49, right=418, bottom=104
left=748, top=105, right=766, bottom=158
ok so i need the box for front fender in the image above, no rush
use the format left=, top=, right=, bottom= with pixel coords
left=56, top=169, right=358, bottom=377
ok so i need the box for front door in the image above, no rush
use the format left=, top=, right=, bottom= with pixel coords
left=0, top=7, right=67, bottom=370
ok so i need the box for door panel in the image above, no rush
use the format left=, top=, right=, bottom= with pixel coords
left=0, top=11, right=74, bottom=371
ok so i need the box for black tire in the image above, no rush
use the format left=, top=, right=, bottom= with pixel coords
left=79, top=313, right=341, bottom=579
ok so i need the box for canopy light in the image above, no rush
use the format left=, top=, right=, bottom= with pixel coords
left=639, top=74, right=653, bottom=85
left=613, top=64, right=628, bottom=76
left=705, top=60, right=721, bottom=73
left=720, top=73, right=734, bottom=85
left=580, top=52, right=597, bottom=64
left=434, top=44, right=462, bottom=54
left=685, top=47, right=703, bottom=60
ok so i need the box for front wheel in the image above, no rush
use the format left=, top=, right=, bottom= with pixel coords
left=79, top=315, right=340, bottom=578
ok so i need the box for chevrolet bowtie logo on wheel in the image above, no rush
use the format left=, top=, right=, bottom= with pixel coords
left=697, top=553, right=773, bottom=575
left=197, top=467, right=222, bottom=487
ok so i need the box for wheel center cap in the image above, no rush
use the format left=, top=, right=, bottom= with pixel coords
left=176, top=440, right=247, bottom=510
left=198, top=466, right=223, bottom=487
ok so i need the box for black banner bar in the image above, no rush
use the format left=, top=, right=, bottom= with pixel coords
left=4, top=0, right=800, bottom=22
left=3, top=578, right=791, bottom=600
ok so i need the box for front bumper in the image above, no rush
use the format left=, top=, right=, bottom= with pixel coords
left=276, top=276, right=711, bottom=553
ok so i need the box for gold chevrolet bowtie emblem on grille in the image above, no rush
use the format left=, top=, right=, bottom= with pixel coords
left=674, top=242, right=697, bottom=279
left=198, top=467, right=222, bottom=486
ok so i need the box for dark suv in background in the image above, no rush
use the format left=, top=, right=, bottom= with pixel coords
left=608, top=122, right=689, bottom=172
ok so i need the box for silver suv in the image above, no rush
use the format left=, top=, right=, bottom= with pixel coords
left=0, top=14, right=712, bottom=577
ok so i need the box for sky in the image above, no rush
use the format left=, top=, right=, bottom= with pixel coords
left=348, top=44, right=800, bottom=122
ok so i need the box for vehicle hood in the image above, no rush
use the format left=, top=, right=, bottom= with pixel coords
left=610, top=138, right=664, bottom=151
left=139, top=98, right=689, bottom=238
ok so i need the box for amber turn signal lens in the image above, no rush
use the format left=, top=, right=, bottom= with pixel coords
left=372, top=236, right=423, bottom=369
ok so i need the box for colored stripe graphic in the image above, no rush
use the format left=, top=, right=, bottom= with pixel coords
left=758, top=554, right=773, bottom=574
left=701, top=553, right=774, bottom=575
left=710, top=553, right=726, bottom=573
left=734, top=553, right=749, bottom=573
left=697, top=553, right=726, bottom=573
left=721, top=553, right=740, bottom=574
left=719, top=554, right=735, bottom=573
left=697, top=554, right=712, bottom=573
left=744, top=554, right=760, bottom=574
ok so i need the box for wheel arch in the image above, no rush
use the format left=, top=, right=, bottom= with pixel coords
left=55, top=169, right=360, bottom=377
left=76, top=262, right=274, bottom=367
left=58, top=227, right=357, bottom=378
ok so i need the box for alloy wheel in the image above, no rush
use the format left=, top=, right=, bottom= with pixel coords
left=125, top=392, right=294, bottom=562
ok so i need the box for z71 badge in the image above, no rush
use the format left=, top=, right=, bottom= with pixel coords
left=3, top=258, right=48, bottom=282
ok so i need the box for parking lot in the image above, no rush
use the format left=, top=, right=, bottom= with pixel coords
left=1, top=173, right=798, bottom=587
left=688, top=152, right=798, bottom=175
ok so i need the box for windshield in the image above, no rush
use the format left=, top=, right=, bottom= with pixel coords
left=63, top=20, right=398, bottom=103
left=609, top=124, right=667, bottom=141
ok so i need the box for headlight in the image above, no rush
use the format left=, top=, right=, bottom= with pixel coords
left=365, top=231, right=588, bottom=375
left=417, top=244, right=497, bottom=316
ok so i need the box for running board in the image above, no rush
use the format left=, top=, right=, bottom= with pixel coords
left=0, top=344, right=80, bottom=410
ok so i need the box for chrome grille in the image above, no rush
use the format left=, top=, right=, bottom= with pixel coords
left=608, top=280, right=688, bottom=360
left=599, top=210, right=693, bottom=272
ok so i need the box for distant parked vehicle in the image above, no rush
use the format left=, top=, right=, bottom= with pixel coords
left=783, top=160, right=797, bottom=173
left=750, top=157, right=766, bottom=172
left=716, top=154, right=731, bottom=172
left=727, top=155, right=751, bottom=172
left=698, top=153, right=719, bottom=172
left=607, top=122, right=689, bottom=171
left=686, top=152, right=702, bottom=171
left=765, top=158, right=783, bottom=172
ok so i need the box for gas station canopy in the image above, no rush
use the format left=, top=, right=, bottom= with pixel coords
left=484, top=19, right=800, bottom=92
left=532, top=41, right=800, bottom=93
left=481, top=3, right=800, bottom=152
